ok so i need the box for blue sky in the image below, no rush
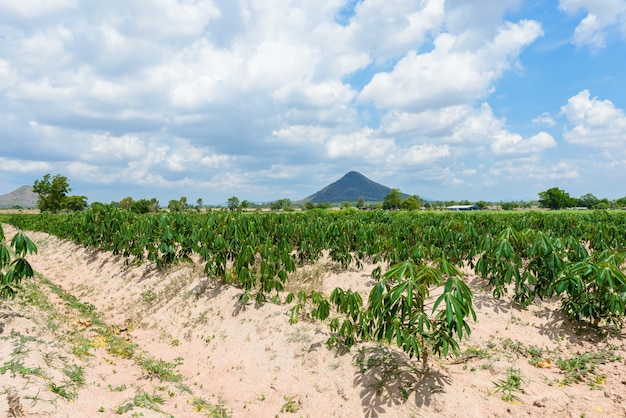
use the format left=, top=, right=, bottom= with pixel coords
left=1, top=0, right=626, bottom=204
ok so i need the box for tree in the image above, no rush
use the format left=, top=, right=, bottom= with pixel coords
left=33, top=174, right=71, bottom=213
left=382, top=188, right=403, bottom=210
left=227, top=196, right=240, bottom=211
left=119, top=196, right=134, bottom=210
left=270, top=198, right=292, bottom=211
left=500, top=202, right=518, bottom=211
left=538, top=187, right=573, bottom=210
left=475, top=201, right=488, bottom=210
left=615, top=196, right=626, bottom=208
left=64, top=195, right=88, bottom=211
left=402, top=195, right=421, bottom=210
left=577, top=193, right=598, bottom=209
left=356, top=196, right=365, bottom=209
left=240, top=200, right=250, bottom=210
left=168, top=196, right=186, bottom=212
left=341, top=201, right=352, bottom=209
left=196, top=198, right=203, bottom=211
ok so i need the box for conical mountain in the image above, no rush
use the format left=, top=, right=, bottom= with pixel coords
left=305, top=171, right=400, bottom=203
left=0, top=185, right=38, bottom=208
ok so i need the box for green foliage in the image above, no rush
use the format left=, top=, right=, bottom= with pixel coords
left=64, top=195, right=88, bottom=212
left=500, top=201, right=518, bottom=210
left=6, top=206, right=626, bottom=330
left=33, top=173, right=72, bottom=213
left=227, top=196, right=240, bottom=211
left=320, top=258, right=475, bottom=370
left=556, top=347, right=621, bottom=387
left=555, top=251, right=626, bottom=327
left=538, top=187, right=574, bottom=210
left=0, top=226, right=37, bottom=299
left=493, top=367, right=525, bottom=402
left=382, top=188, right=403, bottom=210
left=402, top=195, right=421, bottom=210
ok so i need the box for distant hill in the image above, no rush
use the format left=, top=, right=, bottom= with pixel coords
left=0, top=186, right=38, bottom=209
left=304, top=171, right=407, bottom=203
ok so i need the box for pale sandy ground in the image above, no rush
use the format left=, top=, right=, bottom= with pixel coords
left=1, top=225, right=626, bottom=417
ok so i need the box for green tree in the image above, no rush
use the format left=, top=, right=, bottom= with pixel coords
left=119, top=196, right=134, bottom=210
left=615, top=196, right=626, bottom=208
left=168, top=196, right=186, bottom=212
left=270, top=198, right=292, bottom=211
left=340, top=201, right=352, bottom=209
left=500, top=202, right=518, bottom=211
left=356, top=196, right=365, bottom=209
left=475, top=201, right=488, bottom=209
left=402, top=195, right=421, bottom=210
left=64, top=195, right=88, bottom=211
left=577, top=193, right=598, bottom=208
left=227, top=196, right=240, bottom=211
left=382, top=188, right=403, bottom=210
left=33, top=174, right=71, bottom=213
left=241, top=200, right=250, bottom=210
left=538, top=187, right=573, bottom=210
left=196, top=198, right=203, bottom=211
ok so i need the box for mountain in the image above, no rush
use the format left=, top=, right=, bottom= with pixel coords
left=304, top=171, right=405, bottom=203
left=0, top=186, right=38, bottom=209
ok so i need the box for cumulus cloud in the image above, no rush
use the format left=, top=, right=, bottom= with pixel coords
left=381, top=103, right=555, bottom=157
left=561, top=90, right=626, bottom=147
left=325, top=128, right=451, bottom=166
left=490, top=157, right=579, bottom=181
left=559, top=0, right=626, bottom=48
left=0, top=158, right=51, bottom=173
left=0, top=1, right=600, bottom=202
left=491, top=131, right=557, bottom=155
left=532, top=112, right=556, bottom=126
left=359, top=20, right=543, bottom=111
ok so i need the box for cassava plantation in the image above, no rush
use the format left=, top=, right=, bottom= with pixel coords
left=1, top=207, right=626, bottom=417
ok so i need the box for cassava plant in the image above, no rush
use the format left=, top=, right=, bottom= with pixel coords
left=0, top=225, right=38, bottom=299
left=316, top=258, right=476, bottom=371
left=554, top=250, right=626, bottom=328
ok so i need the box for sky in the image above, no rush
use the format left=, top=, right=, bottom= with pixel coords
left=1, top=0, right=626, bottom=205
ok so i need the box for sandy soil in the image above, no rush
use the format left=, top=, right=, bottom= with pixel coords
left=1, top=225, right=626, bottom=417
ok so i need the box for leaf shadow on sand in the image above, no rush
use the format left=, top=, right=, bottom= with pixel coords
left=352, top=345, right=451, bottom=418
left=534, top=304, right=626, bottom=346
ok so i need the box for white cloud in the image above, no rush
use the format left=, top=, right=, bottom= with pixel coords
left=532, top=112, right=556, bottom=126
left=88, top=134, right=147, bottom=161
left=0, top=0, right=77, bottom=19
left=491, top=131, right=557, bottom=155
left=561, top=90, right=626, bottom=147
left=359, top=20, right=543, bottom=111
left=325, top=128, right=450, bottom=165
left=490, top=157, right=579, bottom=181
left=381, top=103, right=555, bottom=157
left=0, top=158, right=51, bottom=172
left=559, top=0, right=626, bottom=48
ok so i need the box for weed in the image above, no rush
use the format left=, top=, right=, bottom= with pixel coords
left=105, top=334, right=137, bottom=359
left=49, top=382, right=78, bottom=401
left=138, top=357, right=182, bottom=383
left=189, top=397, right=232, bottom=417
left=63, top=364, right=86, bottom=387
left=141, top=290, right=157, bottom=305
left=0, top=359, right=46, bottom=379
left=493, top=367, right=525, bottom=402
left=556, top=347, right=621, bottom=388
left=280, top=396, right=300, bottom=413
left=132, top=392, right=164, bottom=411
